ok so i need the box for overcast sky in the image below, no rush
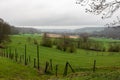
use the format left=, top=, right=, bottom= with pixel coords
left=0, top=0, right=120, bottom=29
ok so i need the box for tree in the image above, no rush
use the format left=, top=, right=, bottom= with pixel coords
left=0, top=18, right=11, bottom=44
left=76, top=0, right=120, bottom=19
left=41, top=33, right=52, bottom=47
left=10, top=26, right=19, bottom=35
left=80, top=33, right=89, bottom=43
left=56, top=35, right=76, bottom=53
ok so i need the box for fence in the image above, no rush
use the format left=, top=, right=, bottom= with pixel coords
left=0, top=44, right=98, bottom=77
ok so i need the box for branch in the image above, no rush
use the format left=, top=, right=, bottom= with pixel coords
left=76, top=0, right=120, bottom=19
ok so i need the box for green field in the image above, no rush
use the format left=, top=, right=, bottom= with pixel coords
left=0, top=34, right=120, bottom=80
left=90, top=37, right=120, bottom=42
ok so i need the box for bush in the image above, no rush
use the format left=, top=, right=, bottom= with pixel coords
left=108, top=43, right=120, bottom=52
left=41, top=37, right=52, bottom=47
left=34, top=39, right=39, bottom=45
left=79, top=40, right=105, bottom=52
left=67, top=44, right=76, bottom=53
left=40, top=33, right=52, bottom=47
left=56, top=37, right=76, bottom=53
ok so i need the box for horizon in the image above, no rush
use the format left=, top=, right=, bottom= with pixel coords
left=16, top=25, right=106, bottom=30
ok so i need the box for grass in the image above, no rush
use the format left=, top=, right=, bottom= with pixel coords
left=90, top=37, right=120, bottom=50
left=0, top=34, right=120, bottom=80
left=63, top=70, right=120, bottom=80
left=90, top=37, right=120, bottom=42
left=0, top=57, right=41, bottom=80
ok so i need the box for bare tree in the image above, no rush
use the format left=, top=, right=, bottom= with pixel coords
left=76, top=0, right=120, bottom=19
left=41, top=33, right=52, bottom=47
left=80, top=33, right=89, bottom=43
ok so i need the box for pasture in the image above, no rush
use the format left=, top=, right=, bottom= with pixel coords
left=0, top=34, right=120, bottom=80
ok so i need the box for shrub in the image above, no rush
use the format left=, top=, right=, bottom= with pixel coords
left=56, top=41, right=64, bottom=50
left=41, top=38, right=52, bottom=47
left=79, top=40, right=105, bottom=52
left=67, top=44, right=76, bottom=53
left=56, top=37, right=76, bottom=53
left=34, top=39, right=39, bottom=45
left=108, top=43, right=120, bottom=52
left=41, top=33, right=52, bottom=47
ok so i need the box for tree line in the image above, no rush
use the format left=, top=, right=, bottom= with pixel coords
left=0, top=18, right=11, bottom=44
left=41, top=32, right=120, bottom=52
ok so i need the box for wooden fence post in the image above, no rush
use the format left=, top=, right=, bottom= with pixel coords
left=9, top=47, right=11, bottom=59
left=50, top=59, right=53, bottom=71
left=55, top=64, right=58, bottom=76
left=63, top=61, right=75, bottom=76
left=68, top=62, right=75, bottom=73
left=63, top=61, right=69, bottom=76
left=24, top=44, right=27, bottom=65
left=6, top=48, right=8, bottom=58
left=37, top=45, right=40, bottom=70
left=44, top=61, right=49, bottom=73
left=11, top=53, right=14, bottom=60
left=15, top=48, right=18, bottom=62
left=34, top=58, right=36, bottom=68
left=93, top=60, right=96, bottom=72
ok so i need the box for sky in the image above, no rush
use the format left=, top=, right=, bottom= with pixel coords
left=0, top=0, right=120, bottom=29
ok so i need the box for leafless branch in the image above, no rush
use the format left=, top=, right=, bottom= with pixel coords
left=76, top=0, right=120, bottom=19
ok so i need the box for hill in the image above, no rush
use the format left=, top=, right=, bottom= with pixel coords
left=92, top=26, right=120, bottom=39
left=11, top=27, right=41, bottom=34
left=74, top=27, right=105, bottom=34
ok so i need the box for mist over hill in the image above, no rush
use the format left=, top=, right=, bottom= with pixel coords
left=74, top=27, right=105, bottom=34
left=92, top=26, right=120, bottom=39
left=39, top=26, right=120, bottom=39
left=11, top=26, right=120, bottom=39
left=11, top=27, right=41, bottom=34
left=39, top=27, right=105, bottom=34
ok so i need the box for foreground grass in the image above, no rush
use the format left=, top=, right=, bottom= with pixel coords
left=63, top=70, right=120, bottom=80
left=1, top=56, right=119, bottom=80
left=0, top=57, right=41, bottom=80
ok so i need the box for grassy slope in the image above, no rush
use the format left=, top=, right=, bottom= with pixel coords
left=63, top=70, right=120, bottom=80
left=1, top=34, right=120, bottom=80
left=0, top=57, right=41, bottom=80
left=9, top=35, right=120, bottom=70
